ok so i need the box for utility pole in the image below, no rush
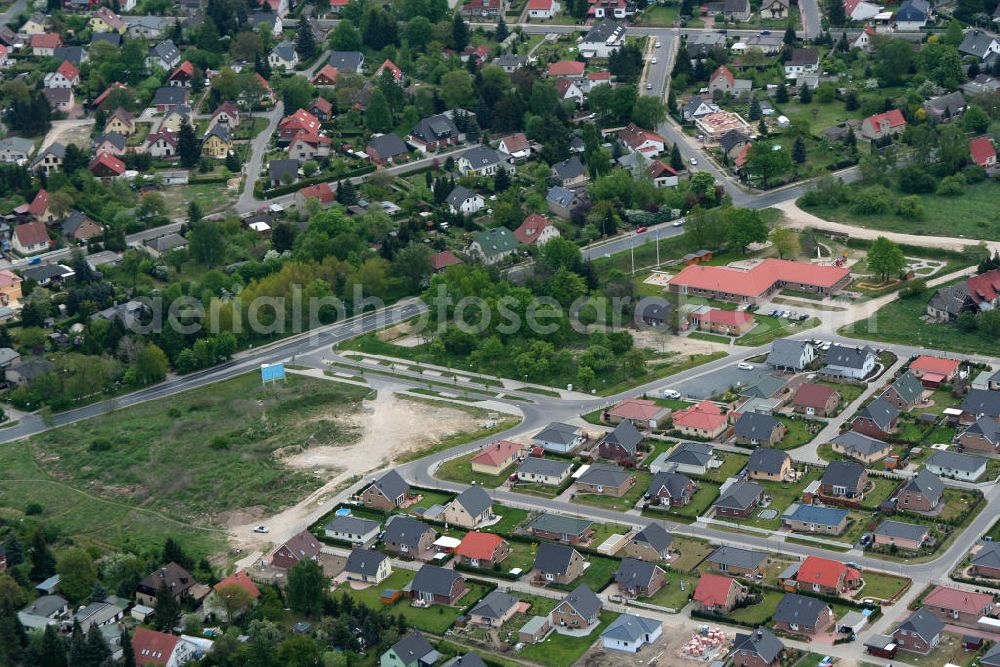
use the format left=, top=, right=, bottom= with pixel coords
left=630, top=242, right=635, bottom=275
left=655, top=227, right=660, bottom=266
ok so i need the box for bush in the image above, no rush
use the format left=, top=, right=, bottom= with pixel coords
left=896, top=195, right=924, bottom=219
left=25, top=503, right=43, bottom=515
left=936, top=174, right=966, bottom=196
left=210, top=435, right=230, bottom=450
left=897, top=166, right=935, bottom=194
left=89, top=438, right=112, bottom=452
left=898, top=278, right=927, bottom=299
left=850, top=185, right=893, bottom=215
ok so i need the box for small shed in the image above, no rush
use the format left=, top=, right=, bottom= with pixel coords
left=380, top=589, right=401, bottom=604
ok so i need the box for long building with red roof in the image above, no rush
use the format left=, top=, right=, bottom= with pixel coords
left=666, top=258, right=852, bottom=305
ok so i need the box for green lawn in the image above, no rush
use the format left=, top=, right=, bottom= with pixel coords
left=575, top=471, right=650, bottom=512
left=862, top=477, right=901, bottom=510
left=0, top=372, right=372, bottom=558
left=740, top=468, right=823, bottom=530
left=669, top=536, right=717, bottom=573
left=841, top=284, right=1000, bottom=358
left=729, top=589, right=783, bottom=625
left=688, top=332, right=732, bottom=344
left=409, top=489, right=455, bottom=511
left=736, top=316, right=820, bottom=347
left=861, top=571, right=910, bottom=601
left=804, top=179, right=1000, bottom=241
left=482, top=505, right=531, bottom=536
left=636, top=4, right=680, bottom=24
left=645, top=571, right=693, bottom=610
left=644, top=482, right=720, bottom=520
left=776, top=416, right=824, bottom=449
left=335, top=570, right=489, bottom=634
left=435, top=451, right=516, bottom=488
left=575, top=554, right=622, bottom=592
left=702, top=452, right=750, bottom=482
left=518, top=611, right=619, bottom=667
left=938, top=489, right=983, bottom=523
left=892, top=632, right=982, bottom=667
left=819, top=380, right=864, bottom=408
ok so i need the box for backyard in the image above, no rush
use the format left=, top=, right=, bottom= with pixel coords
left=574, top=471, right=651, bottom=512
left=518, top=611, right=620, bottom=667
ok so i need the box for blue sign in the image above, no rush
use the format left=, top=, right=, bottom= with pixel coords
left=261, top=363, right=286, bottom=384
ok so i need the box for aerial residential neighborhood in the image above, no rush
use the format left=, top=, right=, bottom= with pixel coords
left=0, top=0, right=998, bottom=664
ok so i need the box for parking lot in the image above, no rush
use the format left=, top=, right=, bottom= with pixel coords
left=667, top=362, right=771, bottom=400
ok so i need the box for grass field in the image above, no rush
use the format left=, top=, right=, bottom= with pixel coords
left=861, top=570, right=910, bottom=601
left=335, top=570, right=489, bottom=634
left=0, top=372, right=370, bottom=558
left=737, top=316, right=820, bottom=347
left=729, top=589, right=783, bottom=625
left=776, top=416, right=823, bottom=449
left=482, top=505, right=531, bottom=536
left=645, top=482, right=721, bottom=520
left=804, top=180, right=1000, bottom=241
left=518, top=611, right=619, bottom=667
left=670, top=536, right=716, bottom=572
left=646, top=572, right=693, bottom=610
left=436, top=451, right=516, bottom=488
left=841, top=286, right=1000, bottom=357
left=575, top=471, right=650, bottom=512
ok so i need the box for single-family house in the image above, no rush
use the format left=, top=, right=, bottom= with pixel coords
left=468, top=227, right=518, bottom=265
left=734, top=413, right=786, bottom=447
left=381, top=631, right=437, bottom=667
left=823, top=345, right=876, bottom=380
left=513, top=213, right=560, bottom=246
left=600, top=614, right=662, bottom=653
left=820, top=461, right=868, bottom=499
left=883, top=372, right=924, bottom=412
left=772, top=593, right=835, bottom=636
left=959, top=415, right=1000, bottom=453
left=852, top=397, right=899, bottom=439
left=533, top=422, right=583, bottom=453
left=891, top=607, right=944, bottom=654
left=828, top=431, right=891, bottom=464
left=693, top=572, right=747, bottom=613
left=469, top=591, right=518, bottom=628
left=366, top=134, right=409, bottom=165
left=446, top=185, right=485, bottom=215
left=784, top=48, right=820, bottom=80
left=707, top=545, right=767, bottom=576
left=442, top=486, right=493, bottom=529
left=455, top=532, right=510, bottom=569
left=921, top=585, right=993, bottom=627
left=714, top=480, right=764, bottom=519
left=551, top=584, right=601, bottom=629
left=647, top=470, right=698, bottom=507
left=874, top=520, right=930, bottom=551
left=614, top=558, right=665, bottom=598
left=533, top=542, right=585, bottom=584
left=672, top=400, right=728, bottom=439
left=526, top=513, right=593, bottom=545
left=516, top=457, right=573, bottom=486
left=324, top=516, right=379, bottom=546
left=576, top=463, right=636, bottom=497
left=746, top=447, right=792, bottom=482
left=410, top=564, right=466, bottom=605
left=383, top=516, right=436, bottom=556
left=792, top=383, right=840, bottom=417
left=861, top=109, right=907, bottom=141
left=344, top=549, right=391, bottom=584
left=926, top=450, right=987, bottom=481
left=896, top=469, right=944, bottom=512
left=598, top=420, right=644, bottom=465
left=470, top=440, right=522, bottom=475
left=767, top=339, right=816, bottom=372
left=731, top=628, right=785, bottom=667
left=268, top=530, right=322, bottom=570
left=622, top=524, right=673, bottom=562
left=135, top=562, right=194, bottom=607
left=781, top=504, right=849, bottom=535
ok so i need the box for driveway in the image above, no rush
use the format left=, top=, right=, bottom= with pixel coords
left=667, top=360, right=771, bottom=399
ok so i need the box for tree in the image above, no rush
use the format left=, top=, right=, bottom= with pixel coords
left=748, top=95, right=762, bottom=121
left=121, top=627, right=136, bottom=667
left=771, top=226, right=801, bottom=259
left=873, top=39, right=914, bottom=87
left=825, top=0, right=846, bottom=25
left=280, top=75, right=315, bottom=112
left=440, top=70, right=474, bottom=109
left=295, top=20, right=316, bottom=60
left=189, top=220, right=225, bottom=266
left=329, top=21, right=362, bottom=51
left=287, top=559, right=326, bottom=618
left=336, top=178, right=357, bottom=206
left=792, top=136, right=807, bottom=164
left=154, top=582, right=182, bottom=631
left=495, top=17, right=508, bottom=41
left=798, top=84, right=812, bottom=103
left=272, top=223, right=297, bottom=253
left=744, top=143, right=792, bottom=187
left=135, top=343, right=169, bottom=385
left=279, top=634, right=322, bottom=667
left=630, top=96, right=667, bottom=128
left=84, top=624, right=111, bottom=666
left=366, top=89, right=393, bottom=133
left=775, top=82, right=789, bottom=103
left=670, top=143, right=684, bottom=171
left=56, top=549, right=96, bottom=603
left=187, top=201, right=203, bottom=225
left=214, top=583, right=254, bottom=623
left=452, top=13, right=469, bottom=51
left=867, top=236, right=906, bottom=281
left=29, top=527, right=56, bottom=581
left=177, top=120, right=200, bottom=168
left=728, top=209, right=769, bottom=253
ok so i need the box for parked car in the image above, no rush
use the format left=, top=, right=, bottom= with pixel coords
left=737, top=362, right=754, bottom=370
left=662, top=389, right=681, bottom=399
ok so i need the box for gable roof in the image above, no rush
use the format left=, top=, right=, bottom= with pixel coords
left=383, top=516, right=433, bottom=547
left=923, top=585, right=993, bottom=615
left=901, top=469, right=944, bottom=506
left=747, top=447, right=790, bottom=475
left=773, top=593, right=831, bottom=626
left=132, top=627, right=179, bottom=666
left=875, top=519, right=929, bottom=542
left=615, top=557, right=663, bottom=589
left=213, top=570, right=261, bottom=598
left=822, top=460, right=866, bottom=488
left=788, top=47, right=819, bottom=66
left=558, top=583, right=601, bottom=618
left=972, top=542, right=1000, bottom=569
left=411, top=564, right=462, bottom=596
left=577, top=463, right=633, bottom=488
left=534, top=422, right=580, bottom=446
left=517, top=456, right=572, bottom=478
left=971, top=136, right=997, bottom=165
left=796, top=556, right=857, bottom=590
left=456, top=532, right=506, bottom=561
left=927, top=449, right=987, bottom=473
left=826, top=344, right=875, bottom=369
left=632, top=523, right=673, bottom=552
left=665, top=441, right=713, bottom=468
left=345, top=548, right=388, bottom=576
left=431, top=250, right=463, bottom=271
left=513, top=214, right=556, bottom=245
left=470, top=440, right=521, bottom=468
left=603, top=420, right=643, bottom=455
left=856, top=397, right=899, bottom=431
left=793, top=383, right=838, bottom=409
left=325, top=515, right=379, bottom=535
left=551, top=156, right=585, bottom=180
left=451, top=486, right=492, bottom=517
left=672, top=400, right=727, bottom=431
left=273, top=530, right=321, bottom=563
left=447, top=185, right=480, bottom=208
left=829, top=431, right=889, bottom=458
left=367, top=133, right=408, bottom=158
left=460, top=145, right=505, bottom=170
left=715, top=480, right=763, bottom=511
left=964, top=415, right=1000, bottom=445
left=734, top=412, right=782, bottom=441
left=14, top=221, right=49, bottom=247
left=890, top=371, right=924, bottom=404
left=962, top=389, right=1000, bottom=417
left=732, top=628, right=784, bottom=662
left=708, top=545, right=767, bottom=570
left=864, top=109, right=906, bottom=130
left=390, top=631, right=435, bottom=663
left=783, top=503, right=848, bottom=527
left=546, top=60, right=585, bottom=77
left=694, top=572, right=740, bottom=607
left=767, top=338, right=813, bottom=369
left=894, top=607, right=944, bottom=643
left=648, top=470, right=694, bottom=500
left=534, top=541, right=581, bottom=576
left=527, top=512, right=592, bottom=537
left=470, top=590, right=518, bottom=620
left=471, top=227, right=518, bottom=259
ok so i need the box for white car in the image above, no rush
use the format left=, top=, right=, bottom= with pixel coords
left=655, top=41, right=661, bottom=47
left=689, top=157, right=698, bottom=165
left=253, top=525, right=269, bottom=534
left=646, top=83, right=653, bottom=90
left=662, top=389, right=681, bottom=399
left=737, top=362, right=754, bottom=370
left=651, top=57, right=657, bottom=64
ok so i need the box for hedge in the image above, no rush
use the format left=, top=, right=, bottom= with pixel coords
left=256, top=164, right=376, bottom=199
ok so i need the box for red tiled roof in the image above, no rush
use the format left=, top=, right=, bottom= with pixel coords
left=57, top=60, right=79, bottom=82
left=455, top=531, right=506, bottom=561
left=132, top=627, right=178, bottom=666
left=471, top=440, right=521, bottom=467
left=619, top=123, right=666, bottom=152
left=734, top=142, right=751, bottom=168
left=923, top=585, right=994, bottom=615
left=310, top=97, right=332, bottom=115
left=170, top=61, right=195, bottom=79
left=377, top=59, right=403, bottom=81
left=31, top=33, right=62, bottom=49
left=700, top=308, right=754, bottom=327
left=587, top=70, right=612, bottom=81
left=432, top=251, right=462, bottom=270
left=499, top=133, right=529, bottom=153
left=546, top=60, right=585, bottom=77
left=910, top=355, right=960, bottom=377
left=672, top=400, right=727, bottom=431
left=280, top=108, right=321, bottom=134
left=330, top=0, right=349, bottom=5
left=693, top=572, right=737, bottom=607
left=796, top=556, right=854, bottom=590
left=291, top=131, right=332, bottom=146
left=89, top=153, right=126, bottom=175
left=312, top=64, right=340, bottom=84
left=214, top=570, right=261, bottom=598
left=298, top=182, right=334, bottom=204
left=648, top=160, right=677, bottom=179
left=554, top=77, right=580, bottom=98
left=608, top=397, right=663, bottom=422
left=513, top=214, right=555, bottom=245
left=94, top=82, right=127, bottom=107
left=793, top=383, right=837, bottom=409
left=0, top=269, right=21, bottom=288
left=970, top=137, right=996, bottom=166
left=27, top=189, right=49, bottom=217
left=864, top=108, right=906, bottom=130
left=14, top=221, right=48, bottom=247
left=528, top=0, right=554, bottom=9
left=668, top=259, right=851, bottom=299
left=710, top=65, right=735, bottom=85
